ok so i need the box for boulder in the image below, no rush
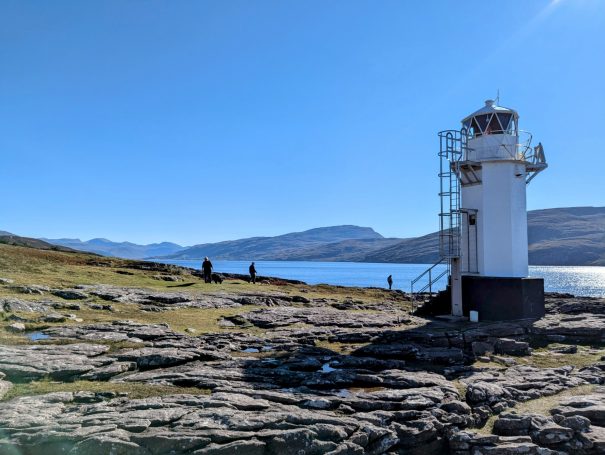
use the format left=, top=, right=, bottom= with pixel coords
left=534, top=424, right=574, bottom=445
left=52, top=290, right=88, bottom=300
left=553, top=394, right=605, bottom=426
left=493, top=414, right=532, bottom=436
left=559, top=415, right=591, bottom=432
left=472, top=341, right=495, bottom=357
left=43, top=313, right=68, bottom=323
left=494, top=338, right=531, bottom=356
left=7, top=322, right=26, bottom=332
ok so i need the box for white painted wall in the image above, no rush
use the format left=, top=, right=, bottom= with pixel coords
left=460, top=130, right=530, bottom=278
left=479, top=161, right=529, bottom=277
left=467, top=135, right=518, bottom=161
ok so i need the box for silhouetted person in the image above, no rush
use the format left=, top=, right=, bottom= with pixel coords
left=249, top=262, right=257, bottom=284
left=387, top=275, right=393, bottom=290
left=202, top=257, right=213, bottom=283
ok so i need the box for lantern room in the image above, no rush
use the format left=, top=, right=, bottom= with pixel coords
left=462, top=99, right=518, bottom=137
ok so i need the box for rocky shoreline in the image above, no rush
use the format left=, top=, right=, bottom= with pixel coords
left=0, top=279, right=604, bottom=454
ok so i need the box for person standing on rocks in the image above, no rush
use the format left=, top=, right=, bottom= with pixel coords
left=387, top=275, right=393, bottom=290
left=202, top=257, right=213, bottom=283
left=249, top=262, right=257, bottom=284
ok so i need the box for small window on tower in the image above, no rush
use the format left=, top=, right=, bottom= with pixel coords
left=469, top=214, right=477, bottom=226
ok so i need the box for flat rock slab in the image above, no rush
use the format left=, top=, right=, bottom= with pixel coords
left=44, top=320, right=178, bottom=343
left=0, top=392, right=462, bottom=455
left=242, top=307, right=409, bottom=329
left=532, top=313, right=605, bottom=342
left=75, top=284, right=319, bottom=310
left=0, top=344, right=111, bottom=381
left=553, top=392, right=605, bottom=426
left=0, top=298, right=66, bottom=313
left=462, top=365, right=586, bottom=411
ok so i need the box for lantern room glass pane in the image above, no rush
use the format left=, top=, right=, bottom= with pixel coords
left=474, top=114, right=490, bottom=134
left=470, top=118, right=481, bottom=137
left=486, top=114, right=502, bottom=134
left=497, top=113, right=513, bottom=134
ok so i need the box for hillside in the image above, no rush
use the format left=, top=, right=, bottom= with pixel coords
left=159, top=225, right=385, bottom=260
left=0, top=233, right=80, bottom=254
left=357, top=232, right=441, bottom=264
left=527, top=207, right=605, bottom=266
left=42, top=238, right=187, bottom=259
left=363, top=207, right=605, bottom=266
left=160, top=207, right=605, bottom=266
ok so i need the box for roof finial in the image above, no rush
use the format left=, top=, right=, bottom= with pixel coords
left=495, top=89, right=500, bottom=106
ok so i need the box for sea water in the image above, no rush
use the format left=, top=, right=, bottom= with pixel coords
left=159, top=260, right=605, bottom=298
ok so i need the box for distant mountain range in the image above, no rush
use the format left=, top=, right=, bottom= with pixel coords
left=355, top=207, right=605, bottom=266
left=38, top=206, right=605, bottom=266
left=40, top=238, right=187, bottom=260
left=157, top=226, right=391, bottom=261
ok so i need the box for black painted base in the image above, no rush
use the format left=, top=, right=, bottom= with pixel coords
left=461, top=275, right=545, bottom=321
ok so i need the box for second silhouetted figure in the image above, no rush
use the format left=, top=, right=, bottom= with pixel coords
left=249, top=262, right=257, bottom=284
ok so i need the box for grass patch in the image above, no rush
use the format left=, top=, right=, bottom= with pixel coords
left=469, top=344, right=605, bottom=371
left=2, top=379, right=210, bottom=401
left=0, top=304, right=266, bottom=337
left=514, top=384, right=596, bottom=416
left=72, top=304, right=266, bottom=334
left=520, top=345, right=605, bottom=369
left=452, top=380, right=467, bottom=399
left=314, top=340, right=368, bottom=354
left=0, top=243, right=410, bottom=314
left=471, top=359, right=507, bottom=370
left=476, top=384, right=597, bottom=435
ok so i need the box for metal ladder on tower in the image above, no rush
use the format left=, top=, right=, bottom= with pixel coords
left=410, top=130, right=464, bottom=311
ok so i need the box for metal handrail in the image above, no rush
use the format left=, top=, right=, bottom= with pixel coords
left=410, top=257, right=447, bottom=287
left=410, top=258, right=449, bottom=313
left=414, top=268, right=449, bottom=294
left=476, top=130, right=534, bottom=161
left=516, top=130, right=534, bottom=158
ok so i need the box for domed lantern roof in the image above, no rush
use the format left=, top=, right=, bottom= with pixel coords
left=461, top=100, right=518, bottom=137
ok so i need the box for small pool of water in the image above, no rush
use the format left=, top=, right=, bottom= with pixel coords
left=319, top=362, right=337, bottom=373
left=242, top=347, right=260, bottom=353
left=27, top=332, right=50, bottom=341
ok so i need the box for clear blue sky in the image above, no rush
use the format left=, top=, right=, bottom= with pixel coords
left=1, top=0, right=604, bottom=245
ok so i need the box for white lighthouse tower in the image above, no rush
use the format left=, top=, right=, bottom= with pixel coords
left=416, top=99, right=548, bottom=320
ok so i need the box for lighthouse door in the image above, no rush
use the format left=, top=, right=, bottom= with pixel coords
left=464, top=212, right=479, bottom=273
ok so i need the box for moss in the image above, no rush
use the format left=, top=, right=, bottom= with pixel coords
left=452, top=380, right=468, bottom=399
left=521, top=344, right=605, bottom=369
left=0, top=303, right=267, bottom=337
left=514, top=384, right=596, bottom=415
left=2, top=378, right=210, bottom=401
left=314, top=340, right=368, bottom=354
left=476, top=384, right=597, bottom=435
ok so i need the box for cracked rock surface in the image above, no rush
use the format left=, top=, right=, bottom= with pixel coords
left=0, top=288, right=604, bottom=454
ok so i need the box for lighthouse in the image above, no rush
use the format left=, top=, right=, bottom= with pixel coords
left=417, top=99, right=548, bottom=320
